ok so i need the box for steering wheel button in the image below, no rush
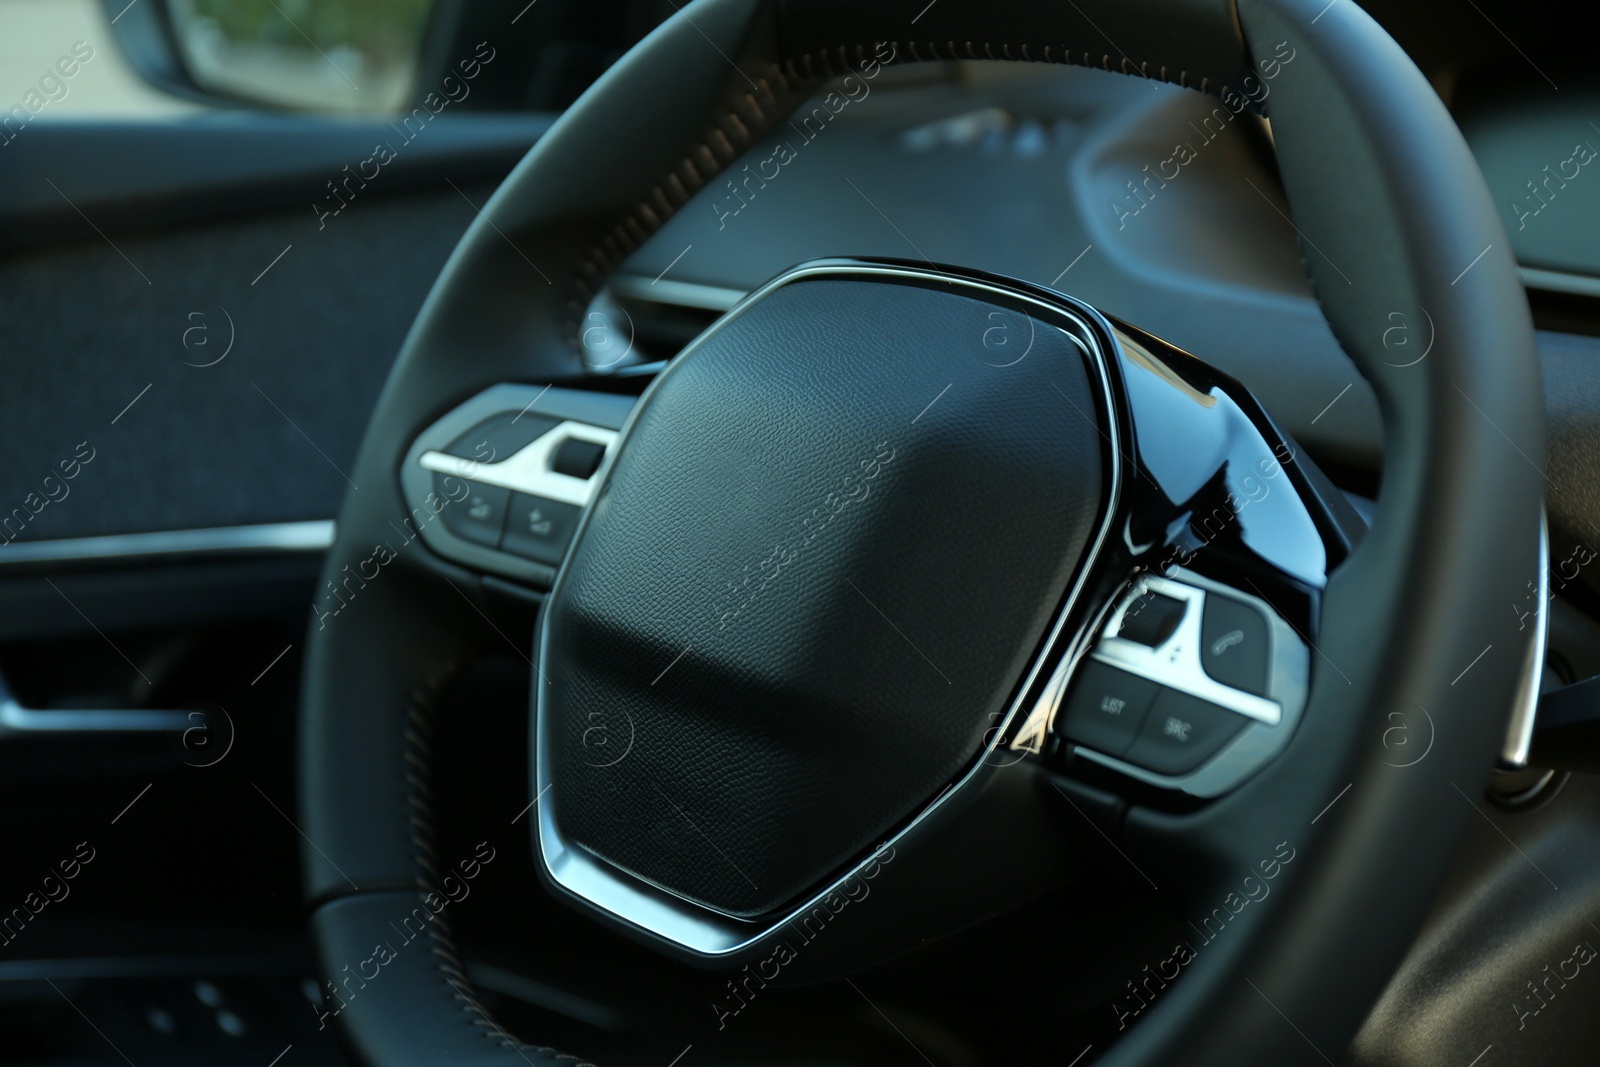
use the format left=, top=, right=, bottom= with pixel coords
left=1060, top=661, right=1162, bottom=758
left=445, top=412, right=559, bottom=463
left=1125, top=689, right=1247, bottom=774
left=1116, top=591, right=1187, bottom=646
left=436, top=475, right=508, bottom=549
left=1200, top=595, right=1271, bottom=696
left=502, top=493, right=582, bottom=565
left=551, top=437, right=607, bottom=480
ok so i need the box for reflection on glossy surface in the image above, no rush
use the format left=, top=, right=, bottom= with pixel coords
left=1113, top=323, right=1333, bottom=591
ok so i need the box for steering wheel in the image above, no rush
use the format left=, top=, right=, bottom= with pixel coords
left=299, top=0, right=1544, bottom=1063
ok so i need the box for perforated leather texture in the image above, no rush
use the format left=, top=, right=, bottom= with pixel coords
left=542, top=275, right=1107, bottom=916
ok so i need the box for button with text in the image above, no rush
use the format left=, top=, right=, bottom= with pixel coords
left=1125, top=689, right=1247, bottom=775
left=1060, top=661, right=1162, bottom=758
left=501, top=493, right=582, bottom=565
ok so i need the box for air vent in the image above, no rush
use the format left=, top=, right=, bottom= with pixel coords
left=578, top=275, right=742, bottom=378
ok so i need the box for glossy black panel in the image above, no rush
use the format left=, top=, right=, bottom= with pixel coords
left=838, top=262, right=1362, bottom=803
left=1106, top=316, right=1353, bottom=633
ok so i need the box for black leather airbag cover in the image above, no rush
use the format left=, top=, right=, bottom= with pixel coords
left=541, top=274, right=1106, bottom=917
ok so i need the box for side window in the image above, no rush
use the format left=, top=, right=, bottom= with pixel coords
left=1, top=0, right=679, bottom=130
left=0, top=0, right=438, bottom=138
left=166, top=0, right=435, bottom=113
left=0, top=0, right=196, bottom=144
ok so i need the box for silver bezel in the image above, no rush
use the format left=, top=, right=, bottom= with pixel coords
left=1092, top=575, right=1284, bottom=726
left=419, top=421, right=620, bottom=508
left=0, top=520, right=333, bottom=567
left=398, top=385, right=635, bottom=585
left=1500, top=514, right=1549, bottom=768
left=533, top=260, right=1126, bottom=957
left=1055, top=568, right=1311, bottom=797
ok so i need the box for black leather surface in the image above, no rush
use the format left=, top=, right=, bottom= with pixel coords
left=312, top=892, right=588, bottom=1067
left=1540, top=329, right=1600, bottom=561
left=304, top=0, right=789, bottom=905
left=1108, top=1, right=1545, bottom=1064
left=301, top=0, right=1544, bottom=1063
left=543, top=275, right=1105, bottom=917
left=1343, top=771, right=1600, bottom=1066
left=1347, top=600, right=1600, bottom=1066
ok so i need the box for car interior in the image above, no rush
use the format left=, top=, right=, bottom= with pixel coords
left=2, top=0, right=1598, bottom=1064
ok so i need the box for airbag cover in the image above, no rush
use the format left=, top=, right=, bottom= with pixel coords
left=540, top=273, right=1107, bottom=917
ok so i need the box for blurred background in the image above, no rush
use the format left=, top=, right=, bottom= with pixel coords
left=0, top=0, right=193, bottom=115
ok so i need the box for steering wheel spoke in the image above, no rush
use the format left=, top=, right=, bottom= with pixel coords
left=1034, top=311, right=1357, bottom=804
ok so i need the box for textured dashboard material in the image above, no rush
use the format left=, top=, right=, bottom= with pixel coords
left=1540, top=330, right=1600, bottom=562
left=542, top=276, right=1107, bottom=917
left=0, top=187, right=484, bottom=545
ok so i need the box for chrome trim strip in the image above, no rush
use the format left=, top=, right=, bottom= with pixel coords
left=1501, top=515, right=1549, bottom=769
left=607, top=275, right=746, bottom=312
left=1520, top=266, right=1600, bottom=300
left=1067, top=569, right=1312, bottom=798
left=0, top=956, right=302, bottom=981
left=0, top=520, right=335, bottom=567
left=0, top=704, right=192, bottom=738
left=1091, top=576, right=1283, bottom=726
left=420, top=421, right=617, bottom=507
left=0, top=673, right=191, bottom=740
left=536, top=260, right=1126, bottom=957
left=609, top=267, right=1600, bottom=340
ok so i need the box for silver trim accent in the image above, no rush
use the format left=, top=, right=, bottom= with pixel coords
left=1047, top=569, right=1312, bottom=798
left=0, top=956, right=301, bottom=981
left=399, top=385, right=636, bottom=586
left=0, top=520, right=335, bottom=567
left=608, top=275, right=745, bottom=312
left=0, top=673, right=191, bottom=740
left=1091, top=575, right=1282, bottom=726
left=1501, top=515, right=1550, bottom=769
left=420, top=421, right=618, bottom=508
left=535, top=261, right=1125, bottom=956
left=1519, top=266, right=1600, bottom=300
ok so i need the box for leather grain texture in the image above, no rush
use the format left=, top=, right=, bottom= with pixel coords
left=312, top=892, right=593, bottom=1067
left=1540, top=330, right=1600, bottom=561
left=543, top=276, right=1105, bottom=917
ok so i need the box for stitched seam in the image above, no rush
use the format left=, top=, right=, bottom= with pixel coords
left=402, top=663, right=598, bottom=1066
left=566, top=57, right=822, bottom=341
left=564, top=41, right=1232, bottom=346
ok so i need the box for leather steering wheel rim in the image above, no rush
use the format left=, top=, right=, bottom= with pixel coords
left=299, top=1, right=1544, bottom=1064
